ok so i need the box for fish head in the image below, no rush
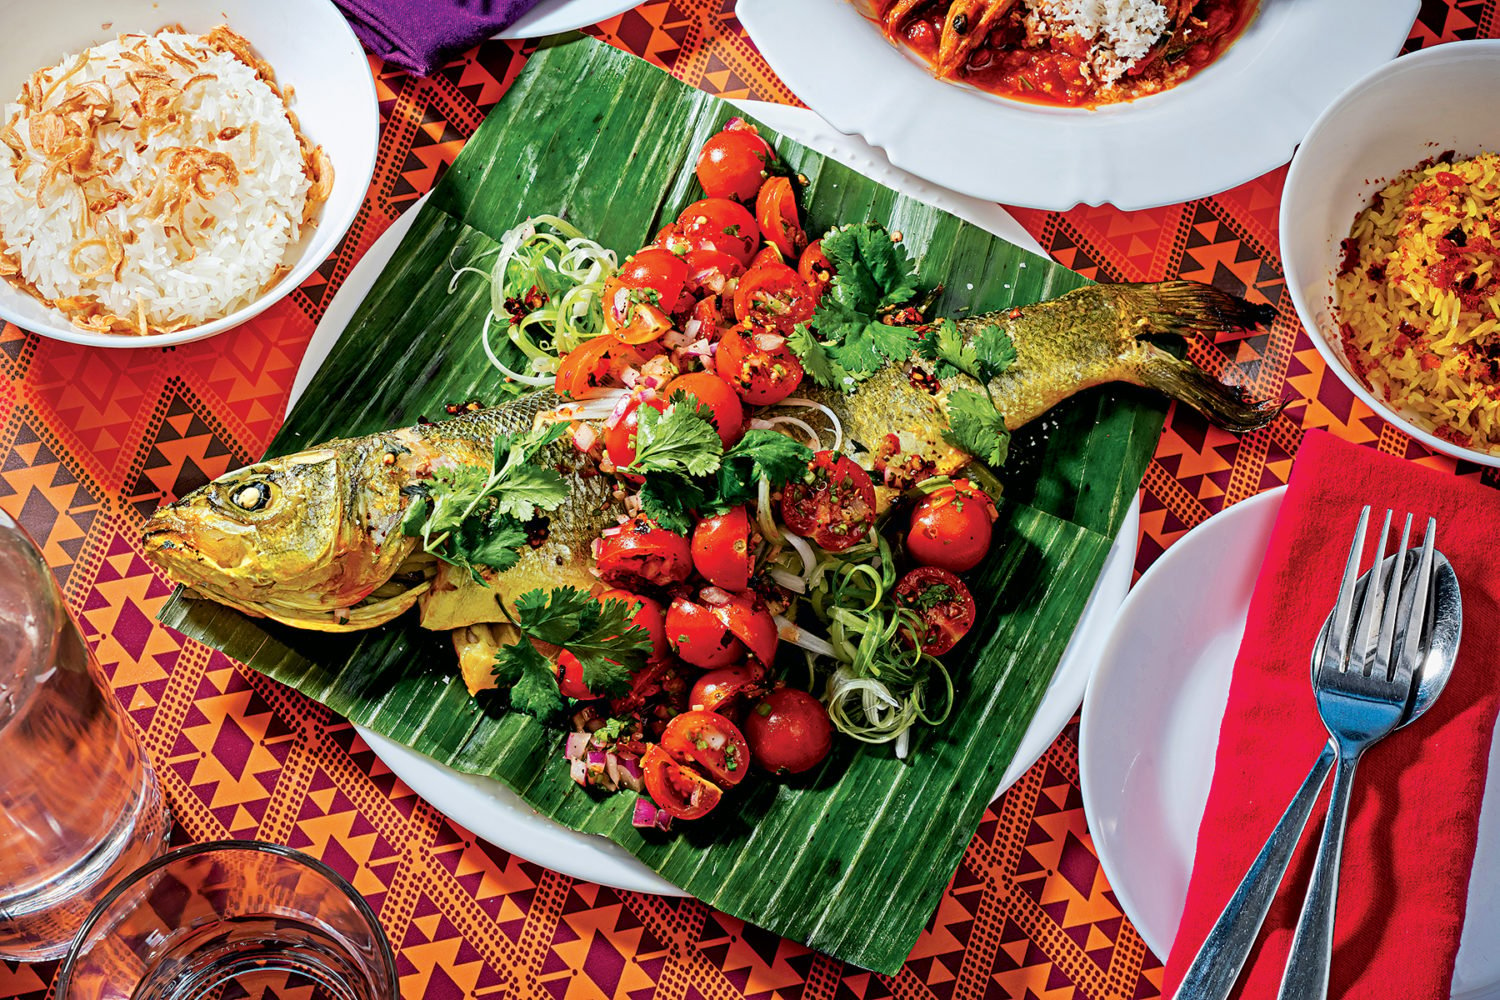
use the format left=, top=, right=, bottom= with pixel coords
left=141, top=446, right=405, bottom=622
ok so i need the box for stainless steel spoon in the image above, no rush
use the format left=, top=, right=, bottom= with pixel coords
left=1174, top=547, right=1462, bottom=1000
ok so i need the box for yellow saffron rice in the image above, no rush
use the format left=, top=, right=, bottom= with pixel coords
left=1334, top=151, right=1500, bottom=451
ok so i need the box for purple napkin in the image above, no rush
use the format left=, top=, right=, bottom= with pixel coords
left=335, top=0, right=547, bottom=75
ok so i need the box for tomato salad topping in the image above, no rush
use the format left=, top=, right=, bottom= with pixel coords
left=467, top=122, right=1013, bottom=828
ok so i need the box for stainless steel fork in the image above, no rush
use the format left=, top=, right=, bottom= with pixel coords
left=1274, top=507, right=1437, bottom=1000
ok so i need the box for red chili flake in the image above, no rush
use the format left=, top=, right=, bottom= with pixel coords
left=1435, top=171, right=1466, bottom=188
left=1421, top=354, right=1443, bottom=371
left=1337, top=237, right=1360, bottom=277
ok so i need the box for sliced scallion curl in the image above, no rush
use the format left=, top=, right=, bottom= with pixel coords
left=775, top=397, right=845, bottom=454
left=451, top=215, right=619, bottom=381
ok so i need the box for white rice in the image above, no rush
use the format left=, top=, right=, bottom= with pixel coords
left=0, top=29, right=318, bottom=334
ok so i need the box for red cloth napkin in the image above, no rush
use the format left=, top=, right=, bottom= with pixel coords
left=1162, top=430, right=1500, bottom=1000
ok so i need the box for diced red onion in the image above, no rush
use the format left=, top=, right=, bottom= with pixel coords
left=699, top=586, right=732, bottom=606
left=631, top=797, right=673, bottom=831
left=586, top=749, right=608, bottom=766
left=564, top=732, right=591, bottom=760
left=605, top=753, right=621, bottom=787
left=683, top=318, right=703, bottom=339
left=754, top=332, right=786, bottom=351
left=571, top=423, right=597, bottom=452
left=570, top=758, right=588, bottom=787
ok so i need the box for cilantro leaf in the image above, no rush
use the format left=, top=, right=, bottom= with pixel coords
left=403, top=423, right=569, bottom=577
left=713, top=429, right=815, bottom=511
left=511, top=587, right=593, bottom=646
left=786, top=223, right=922, bottom=390
left=493, top=640, right=567, bottom=725
left=625, top=394, right=724, bottom=476
left=635, top=473, right=704, bottom=535
left=566, top=595, right=651, bottom=696
left=972, top=323, right=1018, bottom=382
left=943, top=388, right=1011, bottom=467
left=917, top=318, right=976, bottom=380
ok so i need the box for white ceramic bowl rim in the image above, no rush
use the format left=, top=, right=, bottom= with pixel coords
left=1281, top=38, right=1500, bottom=468
left=0, top=0, right=378, bottom=349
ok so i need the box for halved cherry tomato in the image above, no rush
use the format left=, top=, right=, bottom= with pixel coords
left=598, top=588, right=668, bottom=662
left=666, top=596, right=745, bottom=668
left=689, top=663, right=766, bottom=714
left=663, top=372, right=744, bottom=448
left=743, top=688, right=833, bottom=775
left=894, top=566, right=976, bottom=656
left=696, top=128, right=774, bottom=202
left=605, top=395, right=668, bottom=477
left=642, top=744, right=722, bottom=821
left=689, top=296, right=724, bottom=342
left=780, top=452, right=877, bottom=551
left=676, top=198, right=759, bottom=266
left=554, top=335, right=646, bottom=400
left=683, top=249, right=744, bottom=299
left=749, top=244, right=785, bottom=271
left=755, top=176, right=806, bottom=260
left=602, top=277, right=673, bottom=344
left=660, top=710, right=750, bottom=788
left=732, top=262, right=818, bottom=336
left=907, top=479, right=998, bottom=572
left=595, top=517, right=692, bottom=588
left=620, top=248, right=689, bottom=306
left=699, top=587, right=778, bottom=665
left=798, top=239, right=833, bottom=294
left=716, top=325, right=805, bottom=405
left=554, top=651, right=595, bottom=700
left=691, top=506, right=752, bottom=592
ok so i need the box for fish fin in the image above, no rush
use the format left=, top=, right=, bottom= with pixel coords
left=1129, top=344, right=1286, bottom=433
left=1116, top=280, right=1276, bottom=336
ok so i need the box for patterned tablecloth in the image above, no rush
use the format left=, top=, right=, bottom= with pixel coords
left=3, top=2, right=1496, bottom=997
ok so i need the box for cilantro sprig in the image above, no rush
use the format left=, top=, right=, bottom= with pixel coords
left=620, top=392, right=814, bottom=534
left=916, top=319, right=1018, bottom=467
left=788, top=223, right=921, bottom=390
left=493, top=586, right=653, bottom=724
left=400, top=424, right=570, bottom=582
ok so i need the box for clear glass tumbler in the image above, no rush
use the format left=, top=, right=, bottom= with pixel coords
left=0, top=510, right=171, bottom=960
left=57, top=841, right=398, bottom=1000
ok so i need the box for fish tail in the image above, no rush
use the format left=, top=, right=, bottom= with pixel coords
left=1130, top=345, right=1285, bottom=433
left=1114, top=280, right=1276, bottom=336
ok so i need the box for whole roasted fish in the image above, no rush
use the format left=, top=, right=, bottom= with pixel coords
left=142, top=280, right=1278, bottom=640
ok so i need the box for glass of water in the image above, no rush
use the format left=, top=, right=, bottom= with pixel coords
left=57, top=841, right=398, bottom=1000
left=0, top=511, right=171, bottom=960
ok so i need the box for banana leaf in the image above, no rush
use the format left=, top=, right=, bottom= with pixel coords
left=161, top=34, right=1164, bottom=974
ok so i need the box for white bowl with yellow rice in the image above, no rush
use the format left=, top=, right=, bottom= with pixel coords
left=1282, top=39, right=1500, bottom=466
left=0, top=0, right=377, bottom=349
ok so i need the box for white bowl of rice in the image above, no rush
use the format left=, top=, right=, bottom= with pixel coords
left=1281, top=39, right=1500, bottom=466
left=0, top=0, right=377, bottom=348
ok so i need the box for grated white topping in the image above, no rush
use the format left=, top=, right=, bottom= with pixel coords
left=1025, top=0, right=1170, bottom=85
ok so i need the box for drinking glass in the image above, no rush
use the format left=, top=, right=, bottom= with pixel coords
left=0, top=510, right=171, bottom=961
left=57, top=841, right=398, bottom=1000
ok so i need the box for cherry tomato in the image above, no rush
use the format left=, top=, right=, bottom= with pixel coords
left=699, top=587, right=779, bottom=666
left=894, top=566, right=976, bottom=656
left=798, top=239, right=833, bottom=293
left=716, top=324, right=805, bottom=405
left=676, top=198, right=759, bottom=266
left=907, top=479, right=997, bottom=572
left=595, top=516, right=692, bottom=588
left=691, top=506, right=752, bottom=592
left=554, top=336, right=648, bottom=399
left=604, top=395, right=668, bottom=476
left=689, top=663, right=767, bottom=713
left=598, top=588, right=668, bottom=662
left=743, top=688, right=833, bottom=775
left=696, top=128, right=774, bottom=202
left=749, top=244, right=785, bottom=270
left=689, top=296, right=724, bottom=342
left=619, top=248, right=689, bottom=306
left=683, top=248, right=744, bottom=299
left=554, top=651, right=595, bottom=700
left=780, top=452, right=877, bottom=551
left=602, top=277, right=673, bottom=344
left=755, top=176, right=806, bottom=260
left=666, top=595, right=745, bottom=669
left=660, top=710, right=750, bottom=788
left=663, top=372, right=744, bottom=447
left=732, top=262, right=818, bottom=336
left=642, top=744, right=722, bottom=821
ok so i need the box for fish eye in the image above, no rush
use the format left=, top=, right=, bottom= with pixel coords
left=229, top=481, right=272, bottom=512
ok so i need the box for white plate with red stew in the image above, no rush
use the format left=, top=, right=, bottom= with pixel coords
left=295, top=101, right=1138, bottom=896
left=740, top=0, right=1419, bottom=211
